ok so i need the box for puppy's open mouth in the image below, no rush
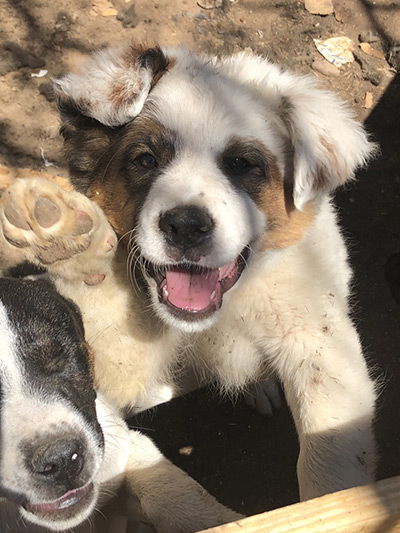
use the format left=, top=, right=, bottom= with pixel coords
left=23, top=482, right=94, bottom=521
left=148, top=248, right=249, bottom=321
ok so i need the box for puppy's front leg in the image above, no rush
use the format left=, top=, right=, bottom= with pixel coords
left=275, top=317, right=376, bottom=500
left=125, top=430, right=242, bottom=533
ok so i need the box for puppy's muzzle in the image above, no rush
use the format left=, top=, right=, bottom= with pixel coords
left=159, top=205, right=214, bottom=259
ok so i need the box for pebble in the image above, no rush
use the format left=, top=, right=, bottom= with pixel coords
left=311, top=57, right=340, bottom=77
left=304, top=0, right=334, bottom=15
left=359, top=30, right=381, bottom=44
left=38, top=82, right=56, bottom=103
left=353, top=48, right=384, bottom=86
left=117, top=4, right=138, bottom=27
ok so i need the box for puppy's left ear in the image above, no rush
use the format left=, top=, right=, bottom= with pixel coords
left=277, top=75, right=377, bottom=211
left=227, top=54, right=377, bottom=210
left=54, top=43, right=169, bottom=127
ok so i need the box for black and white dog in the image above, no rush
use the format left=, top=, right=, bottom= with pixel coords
left=0, top=277, right=239, bottom=532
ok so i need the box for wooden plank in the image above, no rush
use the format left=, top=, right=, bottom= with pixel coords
left=202, top=476, right=400, bottom=532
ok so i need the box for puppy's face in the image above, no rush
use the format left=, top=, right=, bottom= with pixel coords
left=0, top=279, right=104, bottom=531
left=56, top=45, right=374, bottom=332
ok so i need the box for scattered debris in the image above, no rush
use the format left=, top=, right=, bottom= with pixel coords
left=305, top=0, right=334, bottom=16
left=311, top=57, right=340, bottom=77
left=353, top=48, right=384, bottom=86
left=334, top=9, right=346, bottom=23
left=40, top=148, right=55, bottom=168
left=192, top=10, right=208, bottom=20
left=359, top=30, right=381, bottom=45
left=197, top=0, right=222, bottom=9
left=360, top=42, right=386, bottom=60
left=313, top=36, right=354, bottom=67
left=116, top=4, right=138, bottom=27
left=90, top=0, right=117, bottom=17
left=364, top=92, right=373, bottom=109
left=38, top=82, right=55, bottom=102
left=388, top=44, right=400, bottom=71
left=31, top=69, right=48, bottom=78
left=178, top=446, right=194, bottom=456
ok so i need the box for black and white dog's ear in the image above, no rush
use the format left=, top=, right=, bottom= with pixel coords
left=226, top=54, right=377, bottom=211
left=54, top=43, right=169, bottom=127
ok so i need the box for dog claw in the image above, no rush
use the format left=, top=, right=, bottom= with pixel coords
left=34, top=197, right=61, bottom=228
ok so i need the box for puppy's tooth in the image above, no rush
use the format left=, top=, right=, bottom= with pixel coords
left=73, top=210, right=93, bottom=235
left=34, top=196, right=61, bottom=228
left=4, top=197, right=30, bottom=230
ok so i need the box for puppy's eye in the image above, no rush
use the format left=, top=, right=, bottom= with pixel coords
left=135, top=153, right=158, bottom=169
left=227, top=157, right=252, bottom=173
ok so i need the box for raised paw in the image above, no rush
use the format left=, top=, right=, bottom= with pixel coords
left=0, top=177, right=117, bottom=284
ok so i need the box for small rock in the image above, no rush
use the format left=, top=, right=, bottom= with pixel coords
left=197, top=0, right=222, bottom=8
left=116, top=4, right=139, bottom=27
left=365, top=68, right=383, bottom=86
left=359, top=30, right=381, bottom=44
left=39, top=82, right=56, bottom=103
left=101, top=7, right=117, bottom=16
left=55, top=10, right=73, bottom=31
left=305, top=0, right=334, bottom=16
left=364, top=92, right=373, bottom=109
left=388, top=45, right=400, bottom=71
left=360, top=42, right=385, bottom=60
left=311, top=58, right=340, bottom=77
left=353, top=48, right=384, bottom=86
left=334, top=9, right=346, bottom=23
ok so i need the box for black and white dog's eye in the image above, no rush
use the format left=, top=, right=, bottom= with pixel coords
left=135, top=153, right=158, bottom=169
left=44, top=355, right=67, bottom=374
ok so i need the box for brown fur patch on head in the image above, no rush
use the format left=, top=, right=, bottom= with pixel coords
left=85, top=114, right=176, bottom=240
left=259, top=157, right=316, bottom=251
left=86, top=181, right=136, bottom=239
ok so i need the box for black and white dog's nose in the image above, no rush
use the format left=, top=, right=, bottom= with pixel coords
left=30, top=437, right=85, bottom=488
left=159, top=205, right=215, bottom=251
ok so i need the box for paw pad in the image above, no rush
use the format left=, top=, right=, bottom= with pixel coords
left=4, top=197, right=31, bottom=230
left=34, top=197, right=61, bottom=228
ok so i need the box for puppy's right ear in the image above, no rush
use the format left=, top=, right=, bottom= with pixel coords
left=54, top=43, right=169, bottom=127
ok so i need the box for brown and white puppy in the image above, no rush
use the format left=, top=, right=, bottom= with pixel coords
left=0, top=42, right=377, bottom=502
left=0, top=275, right=240, bottom=533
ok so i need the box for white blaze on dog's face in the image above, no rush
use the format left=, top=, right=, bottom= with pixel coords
left=56, top=44, right=375, bottom=332
left=0, top=279, right=104, bottom=531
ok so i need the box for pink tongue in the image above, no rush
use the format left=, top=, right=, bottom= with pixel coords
left=164, top=268, right=220, bottom=312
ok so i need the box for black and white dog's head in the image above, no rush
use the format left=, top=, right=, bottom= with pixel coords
left=0, top=278, right=104, bottom=531
left=55, top=44, right=375, bottom=332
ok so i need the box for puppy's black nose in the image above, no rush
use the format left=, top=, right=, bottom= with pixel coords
left=159, top=205, right=214, bottom=251
left=30, top=437, right=85, bottom=489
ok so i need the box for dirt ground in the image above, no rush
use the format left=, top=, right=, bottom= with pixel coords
left=1, top=0, right=400, bottom=521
